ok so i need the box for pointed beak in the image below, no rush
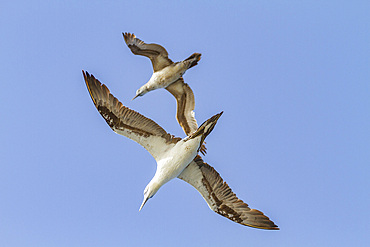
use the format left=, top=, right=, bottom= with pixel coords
left=132, top=94, right=140, bottom=101
left=139, top=196, right=149, bottom=211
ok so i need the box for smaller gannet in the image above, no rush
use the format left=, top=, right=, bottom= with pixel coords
left=123, top=32, right=205, bottom=154
left=83, top=71, right=279, bottom=230
left=123, top=32, right=201, bottom=100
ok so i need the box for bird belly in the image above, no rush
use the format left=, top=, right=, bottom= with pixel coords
left=152, top=66, right=183, bottom=87
left=156, top=139, right=200, bottom=183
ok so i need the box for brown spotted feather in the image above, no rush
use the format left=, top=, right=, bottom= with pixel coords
left=122, top=32, right=173, bottom=72
left=178, top=155, right=279, bottom=230
left=83, top=70, right=180, bottom=160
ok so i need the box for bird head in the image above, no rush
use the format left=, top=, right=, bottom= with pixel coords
left=132, top=87, right=148, bottom=100
left=139, top=181, right=160, bottom=211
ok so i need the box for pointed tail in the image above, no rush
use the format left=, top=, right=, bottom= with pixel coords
left=184, top=53, right=202, bottom=69
left=189, top=112, right=223, bottom=148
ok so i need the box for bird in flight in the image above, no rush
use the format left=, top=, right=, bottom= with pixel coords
left=83, top=71, right=279, bottom=230
left=122, top=33, right=205, bottom=154
left=123, top=32, right=201, bottom=100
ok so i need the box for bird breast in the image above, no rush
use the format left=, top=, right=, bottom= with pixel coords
left=156, top=139, right=200, bottom=182
left=151, top=65, right=184, bottom=87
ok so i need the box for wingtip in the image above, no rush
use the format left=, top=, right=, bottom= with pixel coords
left=82, top=70, right=87, bottom=81
left=123, top=32, right=136, bottom=43
left=211, top=111, right=223, bottom=122
left=252, top=220, right=279, bottom=230
left=82, top=70, right=100, bottom=106
left=195, top=52, right=202, bottom=60
left=82, top=70, right=89, bottom=79
left=122, top=32, right=129, bottom=43
left=246, top=224, right=280, bottom=230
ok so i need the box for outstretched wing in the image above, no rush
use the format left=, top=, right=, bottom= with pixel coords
left=83, top=70, right=180, bottom=160
left=165, top=78, right=206, bottom=155
left=123, top=32, right=173, bottom=72
left=178, top=155, right=279, bottom=230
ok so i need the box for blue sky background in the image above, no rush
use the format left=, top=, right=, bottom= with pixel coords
left=1, top=1, right=369, bottom=246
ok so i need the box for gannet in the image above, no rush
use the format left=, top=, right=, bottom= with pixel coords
left=83, top=71, right=279, bottom=230
left=123, top=33, right=205, bottom=153
left=123, top=32, right=201, bottom=100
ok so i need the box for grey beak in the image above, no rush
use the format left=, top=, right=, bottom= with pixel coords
left=139, top=196, right=149, bottom=211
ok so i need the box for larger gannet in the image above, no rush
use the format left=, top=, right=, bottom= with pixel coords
left=83, top=71, right=279, bottom=230
left=123, top=33, right=204, bottom=152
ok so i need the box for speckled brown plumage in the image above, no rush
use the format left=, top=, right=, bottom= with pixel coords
left=178, top=155, right=279, bottom=230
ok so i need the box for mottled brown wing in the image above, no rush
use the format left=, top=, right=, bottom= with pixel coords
left=165, top=78, right=206, bottom=155
left=165, top=78, right=198, bottom=135
left=83, top=70, right=180, bottom=160
left=178, top=155, right=279, bottom=230
left=123, top=32, right=173, bottom=72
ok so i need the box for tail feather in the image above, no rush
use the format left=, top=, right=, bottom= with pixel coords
left=189, top=112, right=223, bottom=148
left=184, top=53, right=202, bottom=69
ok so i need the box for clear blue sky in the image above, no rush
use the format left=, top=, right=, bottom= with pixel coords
left=1, top=1, right=369, bottom=246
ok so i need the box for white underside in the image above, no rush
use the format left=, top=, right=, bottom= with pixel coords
left=152, top=136, right=201, bottom=187
left=146, top=64, right=187, bottom=90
